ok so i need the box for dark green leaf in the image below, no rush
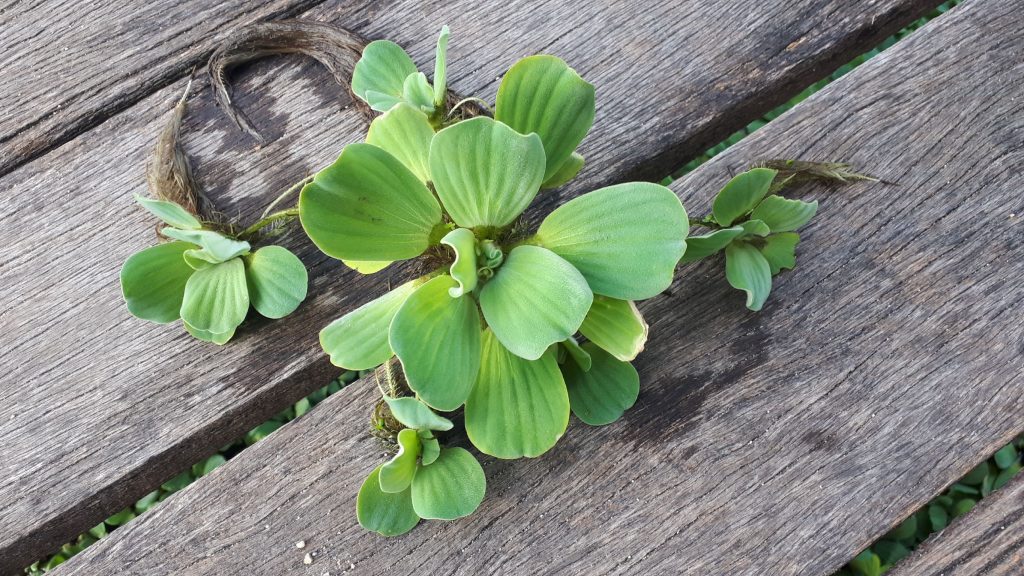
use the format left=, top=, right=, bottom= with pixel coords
left=357, top=466, right=420, bottom=536
left=725, top=242, right=773, bottom=311
left=680, top=227, right=744, bottom=264
left=750, top=195, right=818, bottom=232
left=760, top=232, right=800, bottom=276
left=564, top=343, right=639, bottom=426
left=712, top=168, right=776, bottom=226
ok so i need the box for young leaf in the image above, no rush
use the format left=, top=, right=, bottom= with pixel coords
left=578, top=295, right=649, bottom=362
left=161, top=228, right=251, bottom=263
left=351, top=40, right=418, bottom=112
left=384, top=396, right=454, bottom=432
left=495, top=55, right=595, bottom=181
left=725, top=242, right=772, bottom=312
left=319, top=278, right=423, bottom=370
left=180, top=258, right=249, bottom=334
left=739, top=219, right=770, bottom=237
left=750, top=195, right=818, bottom=232
left=121, top=241, right=195, bottom=323
left=433, top=25, right=450, bottom=107
left=364, top=90, right=404, bottom=113
left=420, top=433, right=441, bottom=466
left=244, top=246, right=307, bottom=319
left=366, top=103, right=434, bottom=183
left=429, top=117, right=545, bottom=228
left=183, top=320, right=236, bottom=345
left=342, top=260, right=392, bottom=275
left=357, top=466, right=420, bottom=536
left=390, top=276, right=481, bottom=410
left=680, top=227, right=745, bottom=263
left=299, top=143, right=442, bottom=262
left=535, top=182, right=688, bottom=300
left=759, top=232, right=800, bottom=276
left=410, top=447, right=486, bottom=520
left=134, top=195, right=201, bottom=230
left=561, top=337, right=592, bottom=372
left=564, top=343, right=640, bottom=426
left=379, top=428, right=422, bottom=493
left=541, top=151, right=584, bottom=189
left=479, top=245, right=592, bottom=361
left=465, top=330, right=570, bottom=458
left=440, top=228, right=478, bottom=298
left=711, top=168, right=777, bottom=226
left=402, top=72, right=434, bottom=112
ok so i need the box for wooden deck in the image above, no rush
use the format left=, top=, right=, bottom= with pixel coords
left=3, top=0, right=1021, bottom=574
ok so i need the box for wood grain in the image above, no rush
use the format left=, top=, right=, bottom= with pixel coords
left=0, top=0, right=945, bottom=571
left=890, top=473, right=1024, bottom=576
left=46, top=1, right=1024, bottom=574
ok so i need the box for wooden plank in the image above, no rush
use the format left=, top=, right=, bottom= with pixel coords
left=889, top=473, right=1024, bottom=576
left=0, top=0, right=329, bottom=176
left=46, top=1, right=1024, bottom=574
left=0, top=0, right=945, bottom=571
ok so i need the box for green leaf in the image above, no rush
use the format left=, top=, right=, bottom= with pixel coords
left=88, top=522, right=109, bottom=539
left=874, top=541, right=911, bottom=566
left=739, top=219, right=770, bottom=237
left=319, top=278, right=423, bottom=370
left=180, top=258, right=249, bottom=334
left=680, top=227, right=745, bottom=264
left=161, top=228, right=251, bottom=263
left=578, top=295, right=648, bottom=362
left=411, top=447, right=486, bottom=520
left=342, top=260, right=392, bottom=275
left=887, top=515, right=917, bottom=542
left=357, top=466, right=420, bottom=536
left=183, top=321, right=236, bottom=345
left=541, top=151, right=584, bottom=189
left=725, top=242, right=772, bottom=312
left=564, top=342, right=639, bottom=426
left=495, top=55, right=595, bottom=181
left=479, top=245, right=592, bottom=361
left=379, top=428, right=422, bottom=493
left=243, top=246, right=307, bottom=319
left=750, top=195, right=818, bottom=232
left=441, top=228, right=478, bottom=297
left=466, top=330, right=569, bottom=458
left=366, top=103, right=434, bottom=183
left=390, top=276, right=481, bottom=410
left=993, top=462, right=1022, bottom=490
left=121, top=241, right=195, bottom=323
left=994, top=443, right=1019, bottom=469
left=402, top=72, right=434, bottom=112
left=384, top=396, right=454, bottom=432
left=364, top=90, right=404, bottom=112
left=962, top=461, right=992, bottom=485
left=192, top=454, right=226, bottom=477
left=105, top=509, right=136, bottom=527
left=760, top=232, right=800, bottom=276
left=433, top=25, right=450, bottom=107
left=712, top=168, right=777, bottom=226
left=161, top=471, right=193, bottom=492
left=429, top=116, right=545, bottom=228
left=420, top=432, right=441, bottom=466
left=849, top=550, right=882, bottom=576
left=134, top=195, right=201, bottom=230
left=535, top=182, right=688, bottom=300
left=952, top=498, right=977, bottom=517
left=294, top=397, right=311, bottom=417
left=928, top=504, right=948, bottom=531
left=299, top=143, right=442, bottom=262
left=561, top=337, right=592, bottom=372
left=352, top=40, right=418, bottom=112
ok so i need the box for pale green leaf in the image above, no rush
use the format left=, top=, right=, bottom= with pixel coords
left=365, top=90, right=405, bottom=113
left=564, top=342, right=640, bottom=426
left=541, top=151, right=584, bottom=189
left=357, top=466, right=420, bottom=536
left=420, top=433, right=441, bottom=465
left=429, top=116, right=545, bottom=228
left=134, top=195, right=201, bottom=230
left=440, top=228, right=477, bottom=298
left=561, top=337, right=592, bottom=372
left=402, top=72, right=434, bottom=112
left=243, top=246, right=307, bottom=319
left=410, top=447, right=486, bottom=520
left=578, top=295, right=648, bottom=362
left=342, top=260, right=392, bottom=274
left=390, top=276, right=481, bottom=410
left=183, top=321, right=235, bottom=345
left=379, top=428, right=422, bottom=493
left=495, top=55, right=595, bottom=181
left=182, top=249, right=216, bottom=270
left=299, top=143, right=442, bottom=262
left=750, top=195, right=818, bottom=232
left=479, top=245, right=592, bottom=361
left=319, top=278, right=423, bottom=370
left=121, top=241, right=194, bottom=323
left=760, top=233, right=800, bottom=275
left=712, top=168, right=777, bottom=226
left=352, top=40, right=418, bottom=111
left=535, top=182, right=688, bottom=300
left=739, top=219, right=771, bottom=237
left=161, top=228, right=250, bottom=263
left=384, top=396, right=454, bottom=432
left=366, top=103, right=434, bottom=183
left=725, top=242, right=773, bottom=312
left=680, top=226, right=745, bottom=263
left=180, top=258, right=249, bottom=334
left=433, top=25, right=450, bottom=107
left=466, top=330, right=569, bottom=458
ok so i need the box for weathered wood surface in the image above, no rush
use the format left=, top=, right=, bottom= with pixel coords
left=890, top=473, right=1024, bottom=576
left=0, top=0, right=946, bottom=571
left=48, top=1, right=1024, bottom=574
